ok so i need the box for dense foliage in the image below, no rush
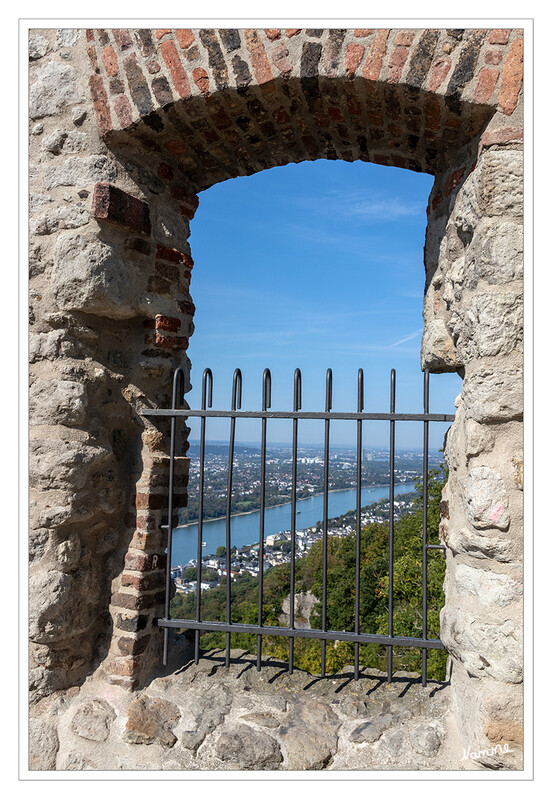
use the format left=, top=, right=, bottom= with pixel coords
left=171, top=465, right=448, bottom=680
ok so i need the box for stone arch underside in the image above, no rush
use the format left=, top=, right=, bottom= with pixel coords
left=29, top=27, right=523, bottom=769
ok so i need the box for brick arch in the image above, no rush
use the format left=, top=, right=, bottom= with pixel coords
left=88, top=26, right=521, bottom=188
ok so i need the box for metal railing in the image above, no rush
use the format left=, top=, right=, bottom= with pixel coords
left=143, top=367, right=454, bottom=685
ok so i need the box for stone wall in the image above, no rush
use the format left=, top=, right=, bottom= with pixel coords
left=28, top=26, right=523, bottom=770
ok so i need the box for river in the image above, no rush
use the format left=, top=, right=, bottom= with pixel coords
left=171, top=481, right=416, bottom=567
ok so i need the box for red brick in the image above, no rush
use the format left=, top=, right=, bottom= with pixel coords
left=155, top=314, right=181, bottom=332
left=265, top=29, right=281, bottom=40
left=428, top=57, right=451, bottom=92
left=387, top=45, right=410, bottom=83
left=286, top=29, right=301, bottom=38
left=112, top=94, right=133, bottom=128
left=156, top=29, right=172, bottom=39
left=354, top=29, right=372, bottom=38
left=498, top=38, right=523, bottom=115
left=424, top=93, right=441, bottom=131
left=87, top=45, right=100, bottom=73
left=144, top=333, right=189, bottom=350
left=192, top=67, right=210, bottom=95
left=244, top=29, right=273, bottom=85
left=147, top=59, right=161, bottom=74
left=177, top=299, right=196, bottom=316
left=478, top=126, right=523, bottom=156
left=156, top=244, right=193, bottom=266
left=489, top=29, right=511, bottom=45
left=474, top=67, right=499, bottom=103
left=362, top=29, right=390, bottom=81
left=113, top=29, right=133, bottom=50
left=102, top=45, right=119, bottom=77
left=136, top=515, right=163, bottom=531
left=111, top=592, right=159, bottom=612
left=175, top=29, right=195, bottom=49
left=394, top=31, right=415, bottom=46
left=122, top=572, right=165, bottom=591
left=160, top=39, right=191, bottom=99
left=92, top=183, right=151, bottom=235
left=431, top=191, right=443, bottom=210
left=345, top=43, right=365, bottom=78
left=88, top=75, right=112, bottom=135
left=86, top=29, right=95, bottom=42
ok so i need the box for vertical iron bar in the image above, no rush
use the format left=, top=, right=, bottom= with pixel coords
left=289, top=369, right=301, bottom=673
left=422, top=369, right=430, bottom=686
left=163, top=368, right=185, bottom=666
left=354, top=369, right=364, bottom=680
left=257, top=369, right=271, bottom=671
left=387, top=368, right=396, bottom=684
left=195, top=369, right=212, bottom=665
left=321, top=368, right=332, bottom=677
left=225, top=369, right=241, bottom=668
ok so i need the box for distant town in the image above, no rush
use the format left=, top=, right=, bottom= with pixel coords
left=178, top=442, right=441, bottom=526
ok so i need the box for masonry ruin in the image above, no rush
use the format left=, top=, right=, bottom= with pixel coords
left=28, top=26, right=523, bottom=771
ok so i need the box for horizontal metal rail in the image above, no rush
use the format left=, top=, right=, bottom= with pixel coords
left=143, top=409, right=455, bottom=422
left=156, top=617, right=445, bottom=649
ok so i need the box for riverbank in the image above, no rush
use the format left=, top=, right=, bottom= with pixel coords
left=175, top=480, right=418, bottom=530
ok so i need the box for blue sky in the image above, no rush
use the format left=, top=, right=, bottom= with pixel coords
left=184, top=159, right=461, bottom=448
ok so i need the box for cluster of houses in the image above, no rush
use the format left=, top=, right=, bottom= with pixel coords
left=171, top=495, right=414, bottom=596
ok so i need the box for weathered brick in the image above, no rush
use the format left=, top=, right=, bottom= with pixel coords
left=498, top=38, right=523, bottom=115
left=362, top=29, right=390, bottom=80
left=219, top=29, right=241, bottom=52
left=157, top=163, right=174, bottom=180
left=474, top=67, right=499, bottom=103
left=151, top=76, right=173, bottom=107
left=176, top=29, right=195, bottom=49
left=144, top=333, right=189, bottom=350
left=156, top=244, right=193, bottom=266
left=345, top=43, right=365, bottom=78
left=135, top=492, right=166, bottom=510
left=264, top=29, right=281, bottom=41
left=199, top=30, right=229, bottom=90
left=112, top=95, right=133, bottom=127
left=395, top=31, right=415, bottom=47
left=192, top=67, right=210, bottom=95
left=88, top=74, right=112, bottom=134
left=106, top=674, right=139, bottom=690
left=106, top=656, right=140, bottom=676
left=122, top=572, right=165, bottom=591
left=117, top=635, right=151, bottom=656
left=136, top=29, right=156, bottom=57
left=113, top=29, right=133, bottom=50
left=300, top=41, right=322, bottom=79
left=160, top=39, right=191, bottom=99
left=115, top=613, right=149, bottom=633
left=489, top=29, right=511, bottom=45
left=155, top=29, right=172, bottom=40
left=102, top=45, right=119, bottom=77
left=111, top=592, right=160, bottom=612
left=387, top=45, right=410, bottom=83
left=123, top=53, right=154, bottom=115
left=155, top=315, right=181, bottom=332
left=286, top=29, right=301, bottom=38
left=245, top=29, right=273, bottom=84
left=428, top=57, right=451, bottom=92
left=87, top=45, right=100, bottom=73
left=147, top=59, right=161, bottom=74
left=354, top=29, right=372, bottom=38
left=271, top=44, right=293, bottom=77
left=445, top=30, right=486, bottom=112
left=92, top=183, right=151, bottom=235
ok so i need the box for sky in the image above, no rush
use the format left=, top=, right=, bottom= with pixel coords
left=183, top=158, right=461, bottom=449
